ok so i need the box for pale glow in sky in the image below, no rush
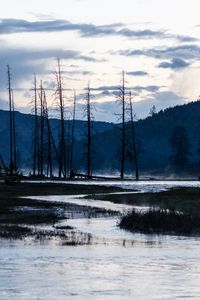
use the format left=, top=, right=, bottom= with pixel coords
left=1, top=0, right=200, bottom=121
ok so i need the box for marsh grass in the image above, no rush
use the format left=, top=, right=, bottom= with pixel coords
left=120, top=208, right=200, bottom=236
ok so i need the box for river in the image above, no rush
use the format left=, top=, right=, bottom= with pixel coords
left=1, top=181, right=200, bottom=299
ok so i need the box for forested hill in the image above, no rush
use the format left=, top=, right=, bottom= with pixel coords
left=75, top=100, right=200, bottom=173
left=1, top=100, right=200, bottom=174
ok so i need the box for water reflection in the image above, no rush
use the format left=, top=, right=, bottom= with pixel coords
left=1, top=236, right=200, bottom=299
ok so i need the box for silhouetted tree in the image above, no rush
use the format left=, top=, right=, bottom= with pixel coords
left=7, top=65, right=17, bottom=175
left=69, top=90, right=77, bottom=177
left=116, top=71, right=126, bottom=179
left=169, top=125, right=191, bottom=169
left=32, top=74, right=39, bottom=176
left=84, top=83, right=92, bottom=178
left=39, top=80, right=45, bottom=178
left=55, top=58, right=66, bottom=178
left=149, top=105, right=157, bottom=116
left=128, top=91, right=139, bottom=180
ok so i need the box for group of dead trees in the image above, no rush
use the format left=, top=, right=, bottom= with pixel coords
left=0, top=65, right=18, bottom=176
left=32, top=67, right=139, bottom=180
left=117, top=71, right=139, bottom=180
left=32, top=59, right=72, bottom=178
left=0, top=61, right=139, bottom=180
left=0, top=65, right=23, bottom=177
left=31, top=59, right=95, bottom=179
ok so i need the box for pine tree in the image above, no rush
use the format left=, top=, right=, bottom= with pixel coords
left=169, top=125, right=191, bottom=169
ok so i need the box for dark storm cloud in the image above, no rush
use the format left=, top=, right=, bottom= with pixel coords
left=118, top=44, right=200, bottom=61
left=0, top=18, right=196, bottom=42
left=158, top=58, right=190, bottom=69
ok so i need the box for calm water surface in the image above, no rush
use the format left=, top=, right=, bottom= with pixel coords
left=1, top=181, right=200, bottom=299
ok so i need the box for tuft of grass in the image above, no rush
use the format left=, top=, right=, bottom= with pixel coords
left=119, top=208, right=200, bottom=236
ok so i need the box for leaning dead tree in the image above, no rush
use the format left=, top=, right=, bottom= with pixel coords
left=129, top=91, right=139, bottom=180
left=55, top=58, right=66, bottom=178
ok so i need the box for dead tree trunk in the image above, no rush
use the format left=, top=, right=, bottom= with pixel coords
left=129, top=91, right=139, bottom=180
left=11, top=90, right=17, bottom=171
left=86, top=83, right=92, bottom=178
left=70, top=90, right=76, bottom=177
left=33, top=74, right=38, bottom=176
left=56, top=58, right=66, bottom=178
left=120, top=71, right=126, bottom=179
left=7, top=65, right=14, bottom=175
left=39, top=80, right=44, bottom=178
left=43, top=91, right=53, bottom=178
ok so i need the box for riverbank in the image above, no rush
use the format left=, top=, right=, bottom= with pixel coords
left=85, top=186, right=200, bottom=235
left=87, top=187, right=200, bottom=216
left=2, top=181, right=200, bottom=238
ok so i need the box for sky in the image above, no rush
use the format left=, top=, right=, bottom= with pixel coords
left=1, top=0, right=200, bottom=121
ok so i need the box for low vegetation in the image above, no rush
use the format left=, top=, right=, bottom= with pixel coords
left=119, top=208, right=200, bottom=236
left=87, top=186, right=200, bottom=236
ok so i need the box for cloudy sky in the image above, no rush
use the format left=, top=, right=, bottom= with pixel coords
left=1, top=0, right=200, bottom=121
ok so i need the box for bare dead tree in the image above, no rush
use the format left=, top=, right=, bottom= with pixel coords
left=39, top=80, right=45, bottom=178
left=7, top=64, right=16, bottom=175
left=43, top=91, right=53, bottom=178
left=129, top=91, right=139, bottom=180
left=55, top=58, right=66, bottom=178
left=85, top=83, right=92, bottom=178
left=116, top=71, right=126, bottom=179
left=33, top=74, right=39, bottom=176
left=11, top=90, right=17, bottom=171
left=69, top=90, right=76, bottom=177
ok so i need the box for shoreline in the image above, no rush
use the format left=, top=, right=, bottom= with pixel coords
left=0, top=182, right=122, bottom=241
left=1, top=181, right=200, bottom=239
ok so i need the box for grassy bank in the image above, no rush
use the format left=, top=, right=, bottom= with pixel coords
left=86, top=187, right=200, bottom=236
left=119, top=208, right=200, bottom=236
